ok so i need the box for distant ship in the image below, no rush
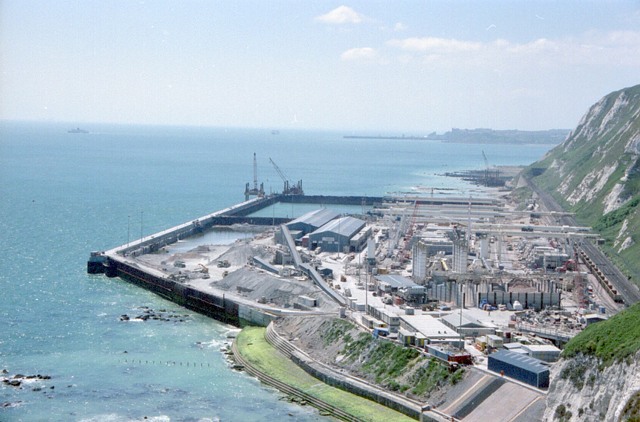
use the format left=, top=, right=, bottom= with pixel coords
left=271, top=130, right=280, bottom=135
left=68, top=127, right=89, bottom=134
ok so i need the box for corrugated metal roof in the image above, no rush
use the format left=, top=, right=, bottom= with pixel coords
left=522, top=344, right=561, bottom=353
left=401, top=314, right=459, bottom=338
left=286, top=208, right=339, bottom=230
left=311, top=216, right=365, bottom=238
left=489, top=350, right=549, bottom=374
left=375, top=274, right=416, bottom=289
left=441, top=312, right=489, bottom=328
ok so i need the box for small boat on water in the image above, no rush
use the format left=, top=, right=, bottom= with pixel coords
left=68, top=127, right=89, bottom=134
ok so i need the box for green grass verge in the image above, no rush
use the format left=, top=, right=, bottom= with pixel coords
left=561, top=302, right=640, bottom=367
left=235, top=326, right=415, bottom=422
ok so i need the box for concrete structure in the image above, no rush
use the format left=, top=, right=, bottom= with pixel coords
left=478, top=291, right=562, bottom=311
left=411, top=240, right=429, bottom=283
left=308, top=216, right=366, bottom=253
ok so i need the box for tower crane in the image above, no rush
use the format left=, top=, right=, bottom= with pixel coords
left=269, top=157, right=303, bottom=195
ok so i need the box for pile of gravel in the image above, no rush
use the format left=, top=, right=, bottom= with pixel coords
left=212, top=267, right=337, bottom=310
left=217, top=241, right=273, bottom=266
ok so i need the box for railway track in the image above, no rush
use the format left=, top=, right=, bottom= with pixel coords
left=524, top=176, right=640, bottom=306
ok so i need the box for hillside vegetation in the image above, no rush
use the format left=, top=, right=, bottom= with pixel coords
left=526, top=84, right=640, bottom=282
left=562, top=302, right=640, bottom=366
left=545, top=303, right=640, bottom=421
left=275, top=316, right=465, bottom=401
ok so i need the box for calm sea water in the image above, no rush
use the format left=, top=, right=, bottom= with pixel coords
left=0, top=121, right=553, bottom=421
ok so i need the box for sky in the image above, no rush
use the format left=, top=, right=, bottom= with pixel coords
left=1, top=1, right=639, bottom=132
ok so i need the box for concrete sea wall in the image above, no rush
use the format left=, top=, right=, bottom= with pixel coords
left=105, top=257, right=275, bottom=327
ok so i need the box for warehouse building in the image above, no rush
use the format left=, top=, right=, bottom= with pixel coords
left=286, top=208, right=340, bottom=235
left=308, top=216, right=366, bottom=253
left=488, top=350, right=550, bottom=388
left=440, top=312, right=496, bottom=337
left=375, top=274, right=427, bottom=304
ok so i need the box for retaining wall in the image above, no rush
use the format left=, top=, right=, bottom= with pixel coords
left=107, top=257, right=277, bottom=327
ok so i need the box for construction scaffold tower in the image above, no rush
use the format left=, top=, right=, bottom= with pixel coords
left=245, top=152, right=265, bottom=200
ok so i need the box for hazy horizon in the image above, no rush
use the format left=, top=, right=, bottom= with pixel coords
left=2, top=1, right=639, bottom=132
left=2, top=119, right=574, bottom=135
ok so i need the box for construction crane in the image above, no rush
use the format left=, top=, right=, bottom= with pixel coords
left=244, top=152, right=265, bottom=200
left=481, top=150, right=501, bottom=187
left=269, top=157, right=304, bottom=195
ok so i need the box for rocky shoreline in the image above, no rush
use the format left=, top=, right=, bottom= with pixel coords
left=1, top=370, right=55, bottom=409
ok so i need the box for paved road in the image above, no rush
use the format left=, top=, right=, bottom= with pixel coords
left=524, top=176, right=640, bottom=306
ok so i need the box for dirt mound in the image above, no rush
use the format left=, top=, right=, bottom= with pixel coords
left=211, top=268, right=338, bottom=311
left=217, top=240, right=273, bottom=266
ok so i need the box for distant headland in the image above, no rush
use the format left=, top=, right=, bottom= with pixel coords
left=344, top=128, right=569, bottom=145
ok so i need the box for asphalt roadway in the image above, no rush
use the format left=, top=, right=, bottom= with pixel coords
left=524, top=175, right=640, bottom=306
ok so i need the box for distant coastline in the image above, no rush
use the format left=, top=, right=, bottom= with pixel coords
left=343, top=135, right=429, bottom=140
left=344, top=128, right=569, bottom=145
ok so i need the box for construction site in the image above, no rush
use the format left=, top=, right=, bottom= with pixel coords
left=88, top=155, right=633, bottom=421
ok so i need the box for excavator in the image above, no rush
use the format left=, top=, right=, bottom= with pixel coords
left=198, top=263, right=210, bottom=279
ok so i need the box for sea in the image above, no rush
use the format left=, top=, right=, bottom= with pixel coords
left=0, top=121, right=554, bottom=421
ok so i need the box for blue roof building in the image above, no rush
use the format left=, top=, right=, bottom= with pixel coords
left=488, top=350, right=550, bottom=388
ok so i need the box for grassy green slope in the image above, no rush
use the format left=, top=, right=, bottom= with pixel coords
left=526, top=84, right=640, bottom=281
left=236, top=326, right=415, bottom=422
left=562, top=302, right=640, bottom=366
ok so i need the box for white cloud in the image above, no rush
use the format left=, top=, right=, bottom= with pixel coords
left=385, top=31, right=640, bottom=67
left=315, top=6, right=363, bottom=24
left=341, top=47, right=377, bottom=61
left=394, top=22, right=407, bottom=32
